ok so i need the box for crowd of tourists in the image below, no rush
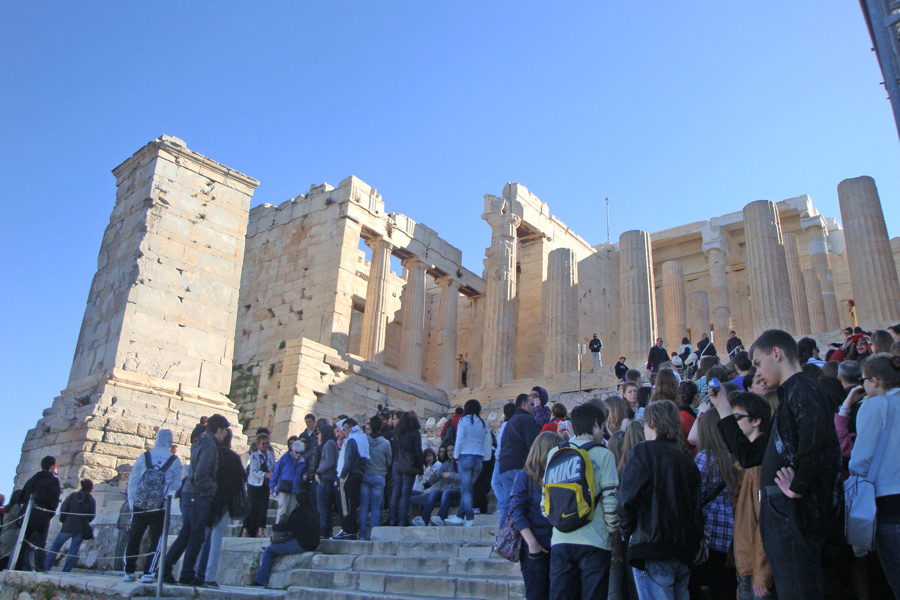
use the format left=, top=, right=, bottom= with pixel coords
left=2, top=323, right=899, bottom=600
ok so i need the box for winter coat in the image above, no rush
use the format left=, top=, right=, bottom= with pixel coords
left=508, top=470, right=551, bottom=549
left=339, top=437, right=367, bottom=479
left=647, top=345, right=669, bottom=372
left=21, top=470, right=61, bottom=530
left=184, top=431, right=220, bottom=499
left=247, top=447, right=276, bottom=488
left=273, top=492, right=320, bottom=551
left=271, top=452, right=307, bottom=495
left=498, top=409, right=539, bottom=473
left=316, top=439, right=338, bottom=480
left=532, top=387, right=552, bottom=429
left=128, top=429, right=183, bottom=509
left=209, top=446, right=247, bottom=525
left=453, top=415, right=492, bottom=460
left=365, top=435, right=392, bottom=478
left=733, top=465, right=773, bottom=589
left=398, top=431, right=424, bottom=476
left=59, top=490, right=95, bottom=535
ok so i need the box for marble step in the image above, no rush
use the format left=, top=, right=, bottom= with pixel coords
left=305, top=552, right=521, bottom=579
left=370, top=524, right=498, bottom=543
left=286, top=569, right=525, bottom=600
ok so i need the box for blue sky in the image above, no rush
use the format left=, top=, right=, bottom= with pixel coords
left=1, top=2, right=898, bottom=500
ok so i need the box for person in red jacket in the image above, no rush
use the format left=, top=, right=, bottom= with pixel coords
left=540, top=403, right=568, bottom=434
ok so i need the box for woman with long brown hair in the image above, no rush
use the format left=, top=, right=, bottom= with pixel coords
left=508, top=431, right=563, bottom=600
left=650, top=369, right=679, bottom=403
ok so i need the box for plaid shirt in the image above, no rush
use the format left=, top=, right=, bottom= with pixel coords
left=696, top=450, right=735, bottom=553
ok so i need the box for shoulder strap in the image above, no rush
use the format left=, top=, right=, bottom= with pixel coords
left=868, top=392, right=898, bottom=483
left=144, top=451, right=153, bottom=470
left=160, top=454, right=177, bottom=472
left=701, top=481, right=727, bottom=507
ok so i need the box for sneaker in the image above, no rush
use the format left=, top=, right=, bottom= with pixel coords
left=444, top=515, right=464, bottom=526
left=139, top=574, right=156, bottom=583
left=411, top=516, right=426, bottom=527
left=332, top=530, right=357, bottom=541
left=123, top=573, right=136, bottom=583
left=463, top=519, right=475, bottom=527
left=430, top=516, right=444, bottom=527
left=473, top=508, right=481, bottom=514
left=204, top=581, right=219, bottom=588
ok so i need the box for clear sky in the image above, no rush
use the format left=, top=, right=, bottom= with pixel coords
left=1, top=2, right=898, bottom=500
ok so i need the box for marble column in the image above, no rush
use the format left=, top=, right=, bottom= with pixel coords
left=837, top=176, right=900, bottom=323
left=619, top=230, right=657, bottom=365
left=801, top=215, right=841, bottom=330
left=743, top=200, right=796, bottom=338
left=662, top=261, right=687, bottom=351
left=689, top=290, right=710, bottom=343
left=783, top=233, right=811, bottom=335
left=803, top=268, right=828, bottom=334
left=481, top=211, right=521, bottom=386
left=435, top=276, right=461, bottom=390
left=399, top=258, right=428, bottom=378
left=704, top=246, right=733, bottom=341
left=544, top=248, right=578, bottom=376
left=359, top=236, right=394, bottom=364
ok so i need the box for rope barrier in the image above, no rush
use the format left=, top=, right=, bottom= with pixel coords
left=0, top=514, right=26, bottom=530
left=33, top=505, right=165, bottom=517
left=22, top=540, right=158, bottom=561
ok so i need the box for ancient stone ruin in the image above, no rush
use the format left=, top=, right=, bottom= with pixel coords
left=15, top=136, right=900, bottom=510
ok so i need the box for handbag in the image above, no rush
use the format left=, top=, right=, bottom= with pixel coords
left=82, top=522, right=95, bottom=541
left=229, top=483, right=250, bottom=519
left=845, top=392, right=896, bottom=551
left=494, top=477, right=531, bottom=562
left=277, top=478, right=295, bottom=494
left=271, top=513, right=293, bottom=544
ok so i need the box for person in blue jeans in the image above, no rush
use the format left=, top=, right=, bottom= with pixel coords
left=250, top=490, right=320, bottom=587
left=497, top=394, right=539, bottom=527
left=44, top=479, right=95, bottom=572
left=446, top=399, right=492, bottom=525
left=509, top=431, right=563, bottom=600
left=359, top=415, right=392, bottom=540
left=413, top=451, right=460, bottom=525
left=315, top=422, right=339, bottom=537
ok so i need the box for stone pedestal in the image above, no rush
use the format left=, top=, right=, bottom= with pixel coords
left=399, top=258, right=428, bottom=378
left=743, top=200, right=796, bottom=338
left=544, top=248, right=579, bottom=375
left=481, top=210, right=521, bottom=387
left=783, top=233, right=811, bottom=335
left=436, top=276, right=461, bottom=390
left=837, top=176, right=900, bottom=323
left=803, top=268, right=828, bottom=334
left=619, top=230, right=657, bottom=364
left=689, top=291, right=710, bottom=343
left=801, top=215, right=842, bottom=330
left=359, top=237, right=394, bottom=364
left=16, top=136, right=258, bottom=500
left=662, top=261, right=687, bottom=350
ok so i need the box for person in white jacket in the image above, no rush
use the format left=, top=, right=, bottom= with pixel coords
left=123, top=429, right=182, bottom=582
left=446, top=400, right=492, bottom=526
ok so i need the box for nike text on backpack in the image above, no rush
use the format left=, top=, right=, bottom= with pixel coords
left=543, top=441, right=600, bottom=533
left=133, top=452, right=177, bottom=510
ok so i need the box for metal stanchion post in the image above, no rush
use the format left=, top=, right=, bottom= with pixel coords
left=9, top=498, right=34, bottom=571
left=156, top=495, right=172, bottom=598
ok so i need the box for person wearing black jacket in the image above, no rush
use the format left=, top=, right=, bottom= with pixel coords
left=647, top=338, right=669, bottom=374
left=394, top=412, right=424, bottom=527
left=197, top=429, right=247, bottom=586
left=44, top=479, right=95, bottom=572
left=250, top=489, right=320, bottom=587
left=496, top=394, right=539, bottom=527
left=711, top=329, right=842, bottom=600
left=20, top=455, right=61, bottom=571
left=617, top=400, right=703, bottom=599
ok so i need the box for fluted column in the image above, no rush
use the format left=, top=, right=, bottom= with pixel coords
left=399, top=258, right=428, bottom=377
left=801, top=216, right=841, bottom=330
left=803, top=268, right=828, bottom=334
left=544, top=248, right=578, bottom=375
left=435, top=276, right=461, bottom=390
left=743, top=200, right=796, bottom=338
left=704, top=246, right=732, bottom=340
left=359, top=236, right=394, bottom=364
left=783, top=233, right=811, bottom=335
left=662, top=261, right=687, bottom=351
left=689, top=290, right=710, bottom=343
left=481, top=212, right=521, bottom=386
left=838, top=176, right=900, bottom=323
left=619, top=230, right=657, bottom=364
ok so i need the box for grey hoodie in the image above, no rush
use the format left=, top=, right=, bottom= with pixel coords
left=127, top=429, right=183, bottom=510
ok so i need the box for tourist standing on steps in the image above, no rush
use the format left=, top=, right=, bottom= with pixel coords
left=197, top=428, right=246, bottom=588
left=315, top=422, right=339, bottom=538
left=123, top=429, right=181, bottom=582
left=359, top=415, right=391, bottom=540
left=271, top=440, right=308, bottom=522
left=446, top=399, right=492, bottom=526
left=395, top=412, right=424, bottom=526
left=509, top=431, right=563, bottom=600
left=334, top=418, right=369, bottom=540
left=531, top=387, right=552, bottom=429
left=727, top=331, right=744, bottom=356
left=496, top=394, right=539, bottom=527
left=164, top=413, right=229, bottom=586
left=590, top=333, right=603, bottom=370
left=44, top=479, right=95, bottom=573
left=242, top=431, right=275, bottom=538
left=647, top=338, right=669, bottom=375
left=491, top=402, right=516, bottom=521
left=250, top=489, right=320, bottom=588
left=711, top=330, right=842, bottom=600
left=20, top=455, right=61, bottom=571
left=0, top=490, right=24, bottom=571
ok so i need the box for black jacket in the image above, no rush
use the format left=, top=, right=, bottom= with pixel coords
left=498, top=409, right=539, bottom=473
left=21, top=470, right=61, bottom=529
left=615, top=362, right=629, bottom=379
left=718, top=373, right=842, bottom=534
left=339, top=438, right=367, bottom=479
left=209, top=447, right=247, bottom=525
left=59, top=491, right=95, bottom=535
left=398, top=431, right=424, bottom=476
left=647, top=345, right=669, bottom=372
left=617, top=440, right=703, bottom=568
left=273, top=493, right=320, bottom=551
